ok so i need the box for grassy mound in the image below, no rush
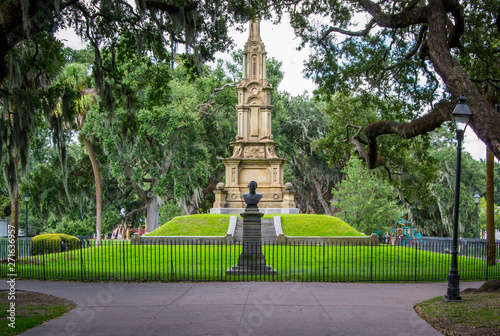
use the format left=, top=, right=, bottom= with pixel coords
left=146, top=214, right=231, bottom=236
left=274, top=214, right=364, bottom=237
left=146, top=214, right=363, bottom=237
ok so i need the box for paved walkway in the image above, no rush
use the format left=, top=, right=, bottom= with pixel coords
left=2, top=280, right=484, bottom=336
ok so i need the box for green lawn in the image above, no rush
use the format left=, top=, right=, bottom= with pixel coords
left=147, top=214, right=231, bottom=236
left=3, top=243, right=499, bottom=282
left=146, top=214, right=364, bottom=237
left=276, top=214, right=365, bottom=236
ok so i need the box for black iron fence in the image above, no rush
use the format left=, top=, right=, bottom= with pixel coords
left=1, top=239, right=499, bottom=282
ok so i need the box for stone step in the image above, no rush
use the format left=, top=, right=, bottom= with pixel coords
left=233, top=217, right=277, bottom=244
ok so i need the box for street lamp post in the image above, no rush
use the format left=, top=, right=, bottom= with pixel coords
left=474, top=191, right=481, bottom=239
left=23, top=190, right=30, bottom=237
left=445, top=95, right=472, bottom=302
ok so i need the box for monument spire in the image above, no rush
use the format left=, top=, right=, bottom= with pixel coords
left=210, top=19, right=298, bottom=215
left=242, top=19, right=267, bottom=81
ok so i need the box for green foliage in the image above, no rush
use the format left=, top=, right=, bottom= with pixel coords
left=84, top=53, right=212, bottom=225
left=26, top=136, right=95, bottom=233
left=147, top=214, right=231, bottom=236
left=415, top=145, right=486, bottom=237
left=46, top=218, right=95, bottom=237
left=63, top=46, right=94, bottom=65
left=332, top=157, right=404, bottom=234
left=0, top=193, right=9, bottom=218
left=30, top=233, right=80, bottom=255
left=319, top=92, right=439, bottom=205
left=158, top=199, right=185, bottom=225
left=278, top=214, right=364, bottom=237
left=478, top=198, right=500, bottom=233
left=25, top=116, right=144, bottom=236
left=273, top=93, right=340, bottom=214
left=1, top=32, right=65, bottom=201
left=44, top=210, right=118, bottom=237
left=58, top=234, right=81, bottom=245
left=31, top=234, right=62, bottom=255
left=457, top=0, right=500, bottom=104
left=286, top=1, right=439, bottom=108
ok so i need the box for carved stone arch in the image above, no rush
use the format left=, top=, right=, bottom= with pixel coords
left=248, top=97, right=261, bottom=105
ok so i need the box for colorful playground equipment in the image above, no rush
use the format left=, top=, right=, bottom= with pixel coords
left=110, top=222, right=146, bottom=239
left=388, top=215, right=424, bottom=245
left=111, top=224, right=126, bottom=239
left=391, top=226, right=424, bottom=245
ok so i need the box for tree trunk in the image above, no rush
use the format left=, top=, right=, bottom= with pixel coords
left=313, top=180, right=332, bottom=215
left=185, top=193, right=198, bottom=215
left=4, top=152, right=20, bottom=262
left=145, top=196, right=160, bottom=233
left=486, top=147, right=496, bottom=266
left=82, top=134, right=103, bottom=246
left=186, top=203, right=197, bottom=215
left=425, top=2, right=500, bottom=161
left=10, top=190, right=19, bottom=262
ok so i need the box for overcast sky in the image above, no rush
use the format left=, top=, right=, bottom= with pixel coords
left=57, top=19, right=491, bottom=162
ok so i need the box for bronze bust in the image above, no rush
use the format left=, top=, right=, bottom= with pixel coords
left=243, top=181, right=262, bottom=207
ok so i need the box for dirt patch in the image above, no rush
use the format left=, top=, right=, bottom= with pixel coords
left=415, top=304, right=500, bottom=336
left=415, top=281, right=500, bottom=336
left=0, top=290, right=76, bottom=318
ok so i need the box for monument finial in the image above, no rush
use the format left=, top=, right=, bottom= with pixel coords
left=248, top=19, right=261, bottom=42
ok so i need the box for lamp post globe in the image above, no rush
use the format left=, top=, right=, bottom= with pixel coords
left=474, top=191, right=481, bottom=239
left=445, top=95, right=472, bottom=302
left=452, top=95, right=472, bottom=132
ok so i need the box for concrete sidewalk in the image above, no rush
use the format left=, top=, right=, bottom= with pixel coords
left=2, top=280, right=484, bottom=336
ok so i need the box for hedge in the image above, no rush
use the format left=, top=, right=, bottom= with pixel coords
left=31, top=233, right=81, bottom=255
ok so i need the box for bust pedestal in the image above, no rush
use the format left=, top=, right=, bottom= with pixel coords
left=226, top=202, right=277, bottom=276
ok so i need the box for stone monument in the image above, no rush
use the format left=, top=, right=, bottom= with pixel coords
left=226, top=181, right=277, bottom=275
left=210, top=19, right=299, bottom=215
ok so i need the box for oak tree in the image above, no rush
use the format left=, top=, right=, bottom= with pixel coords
left=272, top=0, right=500, bottom=164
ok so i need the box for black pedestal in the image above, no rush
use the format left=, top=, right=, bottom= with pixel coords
left=226, top=208, right=277, bottom=276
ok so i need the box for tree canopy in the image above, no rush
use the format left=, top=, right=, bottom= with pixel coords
left=275, top=0, right=500, bottom=165
left=2, top=1, right=500, bottom=175
left=1, top=1, right=499, bottom=240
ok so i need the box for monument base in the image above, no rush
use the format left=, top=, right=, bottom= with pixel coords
left=210, top=207, right=299, bottom=214
left=226, top=248, right=277, bottom=276
left=226, top=264, right=277, bottom=276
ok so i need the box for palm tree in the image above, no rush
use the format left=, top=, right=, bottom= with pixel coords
left=54, top=63, right=103, bottom=245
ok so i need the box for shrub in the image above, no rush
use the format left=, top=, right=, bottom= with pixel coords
left=31, top=233, right=81, bottom=255
left=57, top=234, right=81, bottom=251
